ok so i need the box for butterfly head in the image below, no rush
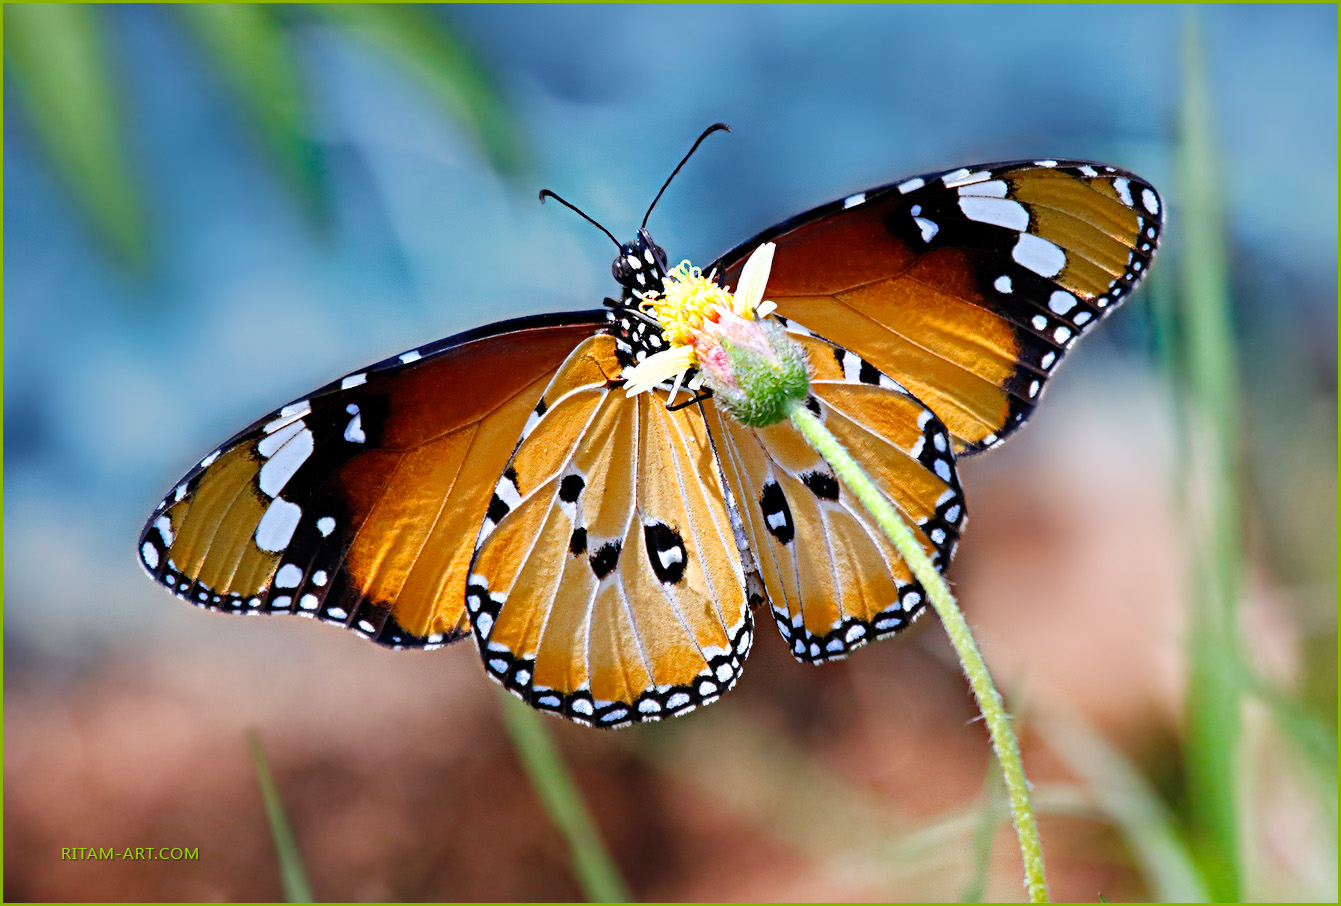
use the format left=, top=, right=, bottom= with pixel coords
left=611, top=228, right=669, bottom=294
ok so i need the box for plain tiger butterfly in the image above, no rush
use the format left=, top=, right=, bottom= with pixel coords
left=139, top=125, right=1162, bottom=727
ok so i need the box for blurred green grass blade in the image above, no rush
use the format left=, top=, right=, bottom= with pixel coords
left=247, top=730, right=314, bottom=903
left=960, top=763, right=1005, bottom=902
left=1144, top=266, right=1183, bottom=400
left=176, top=5, right=326, bottom=223
left=1041, top=717, right=1211, bottom=902
left=310, top=4, right=526, bottom=176
left=500, top=694, right=631, bottom=902
left=1176, top=15, right=1245, bottom=901
left=5, top=4, right=148, bottom=269
left=1244, top=671, right=1338, bottom=829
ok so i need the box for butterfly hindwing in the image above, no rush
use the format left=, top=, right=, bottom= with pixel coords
left=138, top=313, right=604, bottom=648
left=467, top=335, right=755, bottom=727
left=711, top=160, right=1163, bottom=454
left=702, top=322, right=964, bottom=663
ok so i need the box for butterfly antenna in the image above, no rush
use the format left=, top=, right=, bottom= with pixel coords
left=538, top=189, right=621, bottom=249
left=641, top=122, right=731, bottom=229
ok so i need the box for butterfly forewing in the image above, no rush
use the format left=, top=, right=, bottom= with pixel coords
left=467, top=335, right=753, bottom=727
left=138, top=313, right=604, bottom=647
left=711, top=161, right=1162, bottom=454
left=703, top=324, right=964, bottom=663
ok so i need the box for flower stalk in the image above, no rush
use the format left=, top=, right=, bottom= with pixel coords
left=623, top=242, right=1049, bottom=902
left=785, top=399, right=1049, bottom=903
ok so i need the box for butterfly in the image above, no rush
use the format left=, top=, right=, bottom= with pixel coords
left=139, top=126, right=1162, bottom=727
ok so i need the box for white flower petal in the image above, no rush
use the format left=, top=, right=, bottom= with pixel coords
left=734, top=243, right=775, bottom=316
left=665, top=370, right=688, bottom=407
left=623, top=346, right=697, bottom=397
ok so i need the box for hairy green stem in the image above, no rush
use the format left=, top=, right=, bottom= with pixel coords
left=786, top=397, right=1048, bottom=903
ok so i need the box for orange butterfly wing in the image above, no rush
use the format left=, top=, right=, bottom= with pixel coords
left=467, top=335, right=756, bottom=727
left=138, top=313, right=603, bottom=647
left=711, top=161, right=1163, bottom=453
left=703, top=321, right=963, bottom=662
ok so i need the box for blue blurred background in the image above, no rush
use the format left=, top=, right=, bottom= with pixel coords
left=5, top=4, right=1336, bottom=901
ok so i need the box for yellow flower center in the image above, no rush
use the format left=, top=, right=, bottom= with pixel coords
left=638, top=261, right=735, bottom=349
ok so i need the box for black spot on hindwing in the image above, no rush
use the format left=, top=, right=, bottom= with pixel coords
left=569, top=527, right=588, bottom=556
left=642, top=521, right=687, bottom=584
left=800, top=470, right=840, bottom=501
left=486, top=493, right=511, bottom=525
left=589, top=540, right=622, bottom=579
left=559, top=474, right=585, bottom=504
left=759, top=481, right=795, bottom=544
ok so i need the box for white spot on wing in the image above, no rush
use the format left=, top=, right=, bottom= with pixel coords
left=915, top=217, right=939, bottom=242
left=263, top=402, right=311, bottom=434
left=155, top=515, right=175, bottom=546
left=897, top=176, right=925, bottom=193
left=496, top=474, right=522, bottom=509
left=1113, top=177, right=1133, bottom=206
left=994, top=275, right=1012, bottom=294
left=255, top=498, right=302, bottom=552
left=841, top=352, right=861, bottom=383
left=658, top=546, right=684, bottom=569
left=257, top=419, right=303, bottom=458
left=275, top=564, right=303, bottom=588
left=258, top=427, right=314, bottom=497
left=340, top=373, right=367, bottom=390
left=399, top=350, right=422, bottom=365
left=343, top=404, right=365, bottom=444
left=957, top=179, right=1008, bottom=198
left=942, top=168, right=990, bottom=188
left=316, top=516, right=335, bottom=537
left=1048, top=291, right=1077, bottom=315
left=1141, top=187, right=1159, bottom=214
left=958, top=196, right=1029, bottom=230
left=843, top=192, right=866, bottom=208
left=141, top=542, right=159, bottom=569
left=1012, top=233, right=1066, bottom=277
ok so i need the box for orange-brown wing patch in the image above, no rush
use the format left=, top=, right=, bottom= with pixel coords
left=467, top=335, right=754, bottom=727
left=712, top=161, right=1162, bottom=454
left=704, top=326, right=964, bottom=663
left=138, top=313, right=602, bottom=648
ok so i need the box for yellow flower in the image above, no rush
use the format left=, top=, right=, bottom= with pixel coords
left=622, top=243, right=778, bottom=401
